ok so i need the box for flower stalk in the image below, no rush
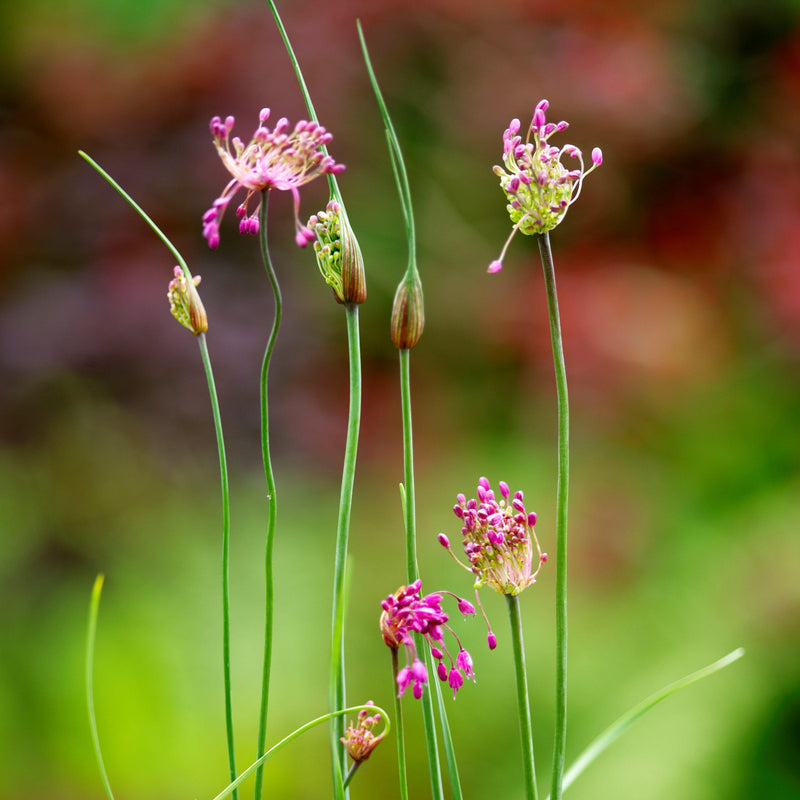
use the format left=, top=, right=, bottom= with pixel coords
left=265, top=5, right=365, bottom=794
left=537, top=231, right=570, bottom=800
left=198, top=331, right=238, bottom=800
left=253, top=193, right=282, bottom=800
left=508, top=593, right=538, bottom=800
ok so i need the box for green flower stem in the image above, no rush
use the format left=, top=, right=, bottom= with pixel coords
left=390, top=649, right=409, bottom=800
left=342, top=762, right=361, bottom=790
left=433, top=668, right=463, bottom=800
left=85, top=575, right=115, bottom=800
left=267, top=0, right=342, bottom=205
left=78, top=152, right=192, bottom=279
left=254, top=193, right=282, bottom=800
left=507, top=593, right=539, bottom=800
left=198, top=333, right=238, bottom=800
left=399, top=350, right=444, bottom=800
left=399, top=349, right=418, bottom=579
left=329, top=303, right=363, bottom=798
left=210, top=704, right=390, bottom=800
left=536, top=232, right=569, bottom=800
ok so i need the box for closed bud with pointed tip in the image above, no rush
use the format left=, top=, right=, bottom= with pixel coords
left=391, top=274, right=424, bottom=349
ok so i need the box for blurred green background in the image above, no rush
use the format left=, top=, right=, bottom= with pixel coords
left=1, top=0, right=799, bottom=798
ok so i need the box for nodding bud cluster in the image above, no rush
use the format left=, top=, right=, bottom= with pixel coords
left=341, top=702, right=385, bottom=764
left=202, top=108, right=345, bottom=249
left=380, top=580, right=482, bottom=699
left=307, top=199, right=366, bottom=304
left=167, top=266, right=207, bottom=335
left=390, top=274, right=424, bottom=349
left=439, top=477, right=547, bottom=596
left=488, top=99, right=602, bottom=273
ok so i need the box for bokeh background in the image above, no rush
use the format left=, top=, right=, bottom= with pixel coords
left=2, top=0, right=799, bottom=798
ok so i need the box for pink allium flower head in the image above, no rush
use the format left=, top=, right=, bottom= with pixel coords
left=488, top=100, right=602, bottom=272
left=340, top=702, right=385, bottom=764
left=379, top=580, right=478, bottom=699
left=202, top=109, right=345, bottom=249
left=440, top=477, right=546, bottom=596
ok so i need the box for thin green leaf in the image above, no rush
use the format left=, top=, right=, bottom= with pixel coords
left=85, top=574, right=115, bottom=800
left=357, top=21, right=417, bottom=279
left=550, top=648, right=745, bottom=798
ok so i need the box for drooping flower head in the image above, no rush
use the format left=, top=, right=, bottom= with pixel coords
left=488, top=100, right=602, bottom=273
left=439, top=477, right=547, bottom=596
left=341, top=702, right=386, bottom=764
left=202, top=108, right=345, bottom=249
left=379, top=579, right=480, bottom=699
left=307, top=199, right=366, bottom=304
left=167, top=266, right=207, bottom=335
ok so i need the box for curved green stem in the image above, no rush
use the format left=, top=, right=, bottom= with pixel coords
left=507, top=594, right=539, bottom=800
left=78, top=152, right=192, bottom=279
left=254, top=193, right=282, bottom=800
left=390, top=649, right=409, bottom=800
left=211, top=704, right=391, bottom=800
left=85, top=575, right=115, bottom=800
left=547, top=648, right=745, bottom=798
left=329, top=304, right=363, bottom=798
left=536, top=232, right=570, bottom=800
left=198, top=333, right=238, bottom=800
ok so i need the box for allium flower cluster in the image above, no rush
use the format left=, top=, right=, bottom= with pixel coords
left=488, top=99, right=602, bottom=273
left=380, top=580, right=478, bottom=699
left=167, top=266, right=207, bottom=335
left=439, top=477, right=546, bottom=596
left=202, top=108, right=345, bottom=249
left=340, top=702, right=385, bottom=764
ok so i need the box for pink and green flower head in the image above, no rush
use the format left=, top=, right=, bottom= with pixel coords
left=167, top=266, right=207, bottom=335
left=341, top=702, right=386, bottom=764
left=439, top=477, right=547, bottom=596
left=379, top=579, right=483, bottom=699
left=488, top=99, right=602, bottom=273
left=202, top=108, right=345, bottom=250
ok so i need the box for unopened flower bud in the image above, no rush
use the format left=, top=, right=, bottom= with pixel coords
left=168, top=266, right=207, bottom=335
left=308, top=200, right=366, bottom=305
left=391, top=274, right=424, bottom=349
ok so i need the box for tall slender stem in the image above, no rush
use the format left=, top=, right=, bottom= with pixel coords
left=391, top=649, right=409, bottom=800
left=399, top=349, right=418, bottom=579
left=399, top=349, right=444, bottom=800
left=198, top=333, right=238, bottom=800
left=254, top=193, right=282, bottom=800
left=507, top=594, right=538, bottom=800
left=329, top=304, right=362, bottom=799
left=537, top=232, right=570, bottom=800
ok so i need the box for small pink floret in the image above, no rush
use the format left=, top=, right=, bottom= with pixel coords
left=592, top=147, right=603, bottom=166
left=487, top=259, right=503, bottom=274
left=438, top=533, right=450, bottom=548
